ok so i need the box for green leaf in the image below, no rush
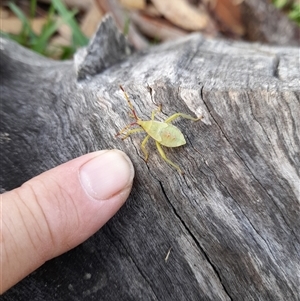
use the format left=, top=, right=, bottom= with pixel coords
left=8, top=2, right=31, bottom=28
left=30, top=0, right=37, bottom=18
left=272, top=0, right=288, bottom=9
left=51, top=0, right=88, bottom=47
left=8, top=2, right=34, bottom=45
left=6, top=0, right=89, bottom=59
left=289, top=4, right=300, bottom=25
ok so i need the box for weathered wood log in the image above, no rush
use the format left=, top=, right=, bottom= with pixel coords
left=1, top=16, right=299, bottom=301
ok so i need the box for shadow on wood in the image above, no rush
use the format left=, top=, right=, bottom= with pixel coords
left=1, top=15, right=299, bottom=301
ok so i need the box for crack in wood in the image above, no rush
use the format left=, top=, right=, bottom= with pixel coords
left=158, top=180, right=233, bottom=300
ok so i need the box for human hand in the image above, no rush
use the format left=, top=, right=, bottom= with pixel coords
left=0, top=150, right=134, bottom=293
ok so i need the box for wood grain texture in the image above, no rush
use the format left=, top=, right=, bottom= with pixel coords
left=1, top=17, right=299, bottom=300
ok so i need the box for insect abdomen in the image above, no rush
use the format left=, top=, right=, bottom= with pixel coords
left=159, top=124, right=186, bottom=147
left=139, top=120, right=186, bottom=147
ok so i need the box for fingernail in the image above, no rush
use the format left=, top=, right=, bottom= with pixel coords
left=79, top=150, right=134, bottom=200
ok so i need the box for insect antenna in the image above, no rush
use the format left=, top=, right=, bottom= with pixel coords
left=120, top=85, right=139, bottom=121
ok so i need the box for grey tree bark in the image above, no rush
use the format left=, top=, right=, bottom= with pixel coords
left=1, top=15, right=299, bottom=301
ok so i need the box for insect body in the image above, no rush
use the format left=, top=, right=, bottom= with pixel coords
left=117, top=86, right=202, bottom=174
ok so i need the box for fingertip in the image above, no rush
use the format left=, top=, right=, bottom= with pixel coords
left=79, top=149, right=134, bottom=201
left=1, top=150, right=134, bottom=293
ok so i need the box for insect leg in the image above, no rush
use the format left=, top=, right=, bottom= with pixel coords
left=116, top=122, right=138, bottom=137
left=141, top=135, right=150, bottom=161
left=151, top=105, right=162, bottom=120
left=164, top=113, right=202, bottom=124
left=120, top=128, right=145, bottom=140
left=155, top=141, right=183, bottom=174
left=120, top=85, right=139, bottom=121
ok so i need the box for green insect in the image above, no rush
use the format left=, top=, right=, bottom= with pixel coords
left=117, top=86, right=202, bottom=174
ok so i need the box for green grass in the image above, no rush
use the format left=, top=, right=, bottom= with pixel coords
left=1, top=0, right=89, bottom=59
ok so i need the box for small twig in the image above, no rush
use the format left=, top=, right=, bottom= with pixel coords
left=165, top=247, right=172, bottom=262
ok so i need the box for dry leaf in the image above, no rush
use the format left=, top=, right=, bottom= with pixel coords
left=81, top=0, right=104, bottom=37
left=119, top=0, right=146, bottom=10
left=0, top=16, right=23, bottom=34
left=0, top=16, right=48, bottom=35
left=142, top=4, right=161, bottom=17
left=96, top=0, right=149, bottom=49
left=151, top=0, right=209, bottom=31
left=130, top=12, right=187, bottom=41
left=213, top=0, right=244, bottom=35
left=0, top=7, right=10, bottom=19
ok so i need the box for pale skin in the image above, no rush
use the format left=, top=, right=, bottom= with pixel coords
left=117, top=86, right=202, bottom=174
left=1, top=150, right=134, bottom=293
